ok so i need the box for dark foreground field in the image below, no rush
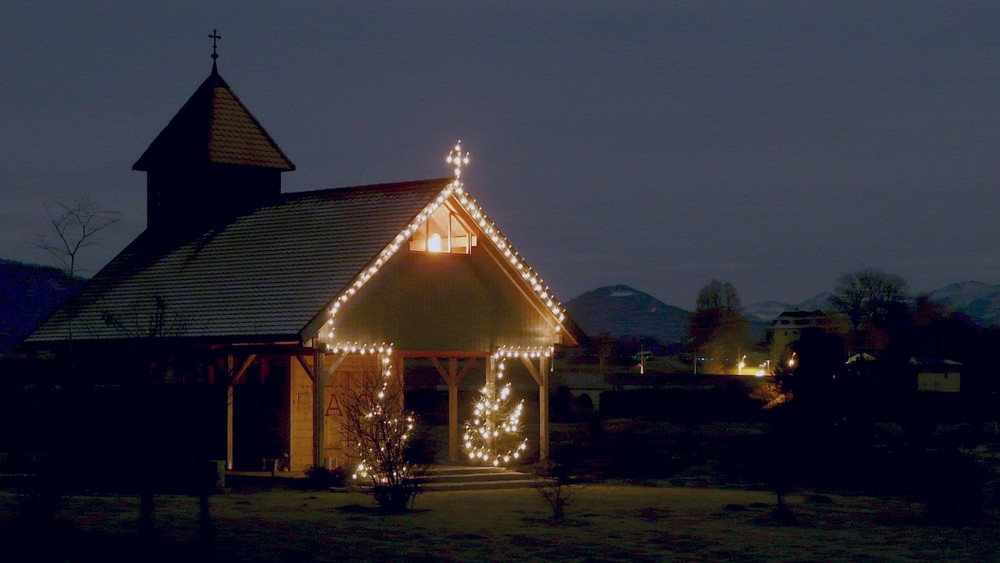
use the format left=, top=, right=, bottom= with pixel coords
left=2, top=483, right=998, bottom=562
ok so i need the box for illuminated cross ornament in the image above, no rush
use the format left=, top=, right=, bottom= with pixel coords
left=446, top=141, right=470, bottom=179
left=324, top=141, right=566, bottom=354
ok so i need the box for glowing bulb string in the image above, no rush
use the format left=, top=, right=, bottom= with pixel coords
left=324, top=142, right=566, bottom=347
left=462, top=356, right=528, bottom=467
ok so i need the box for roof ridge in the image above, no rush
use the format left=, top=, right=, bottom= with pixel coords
left=278, top=177, right=452, bottom=202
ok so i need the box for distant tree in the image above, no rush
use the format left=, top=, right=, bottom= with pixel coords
left=828, top=268, right=909, bottom=351
left=35, top=196, right=119, bottom=346
left=589, top=331, right=618, bottom=369
left=695, top=279, right=742, bottom=311
left=909, top=295, right=979, bottom=361
left=101, top=295, right=193, bottom=536
left=35, top=196, right=119, bottom=279
left=687, top=280, right=748, bottom=373
left=774, top=330, right=846, bottom=401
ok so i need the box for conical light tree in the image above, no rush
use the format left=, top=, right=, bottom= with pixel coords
left=463, top=355, right=528, bottom=466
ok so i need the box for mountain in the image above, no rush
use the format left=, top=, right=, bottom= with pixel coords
left=0, top=260, right=82, bottom=353
left=928, top=281, right=1000, bottom=326
left=565, top=285, right=689, bottom=342
left=743, top=291, right=833, bottom=323
left=741, top=301, right=789, bottom=322
left=743, top=282, right=1000, bottom=327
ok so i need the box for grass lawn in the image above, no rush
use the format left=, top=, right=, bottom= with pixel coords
left=2, top=483, right=997, bottom=561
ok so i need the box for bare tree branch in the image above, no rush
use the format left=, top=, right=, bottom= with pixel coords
left=35, top=196, right=120, bottom=278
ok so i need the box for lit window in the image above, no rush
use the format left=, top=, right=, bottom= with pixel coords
left=410, top=205, right=477, bottom=254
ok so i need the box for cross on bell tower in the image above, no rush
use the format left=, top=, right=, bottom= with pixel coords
left=209, top=29, right=221, bottom=61
left=133, top=28, right=295, bottom=235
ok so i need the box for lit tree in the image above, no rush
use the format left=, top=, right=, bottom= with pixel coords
left=463, top=355, right=528, bottom=466
left=342, top=351, right=422, bottom=511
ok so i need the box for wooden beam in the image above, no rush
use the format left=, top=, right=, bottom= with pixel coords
left=226, top=355, right=234, bottom=470
left=539, top=355, right=549, bottom=461
left=307, top=349, right=349, bottom=470
left=448, top=358, right=459, bottom=462
left=395, top=354, right=406, bottom=411
left=229, top=354, right=258, bottom=386
left=456, top=357, right=477, bottom=384
left=429, top=357, right=451, bottom=385
left=441, top=356, right=480, bottom=462
left=325, top=351, right=349, bottom=377
left=295, top=353, right=316, bottom=383
left=226, top=353, right=258, bottom=471
left=312, top=347, right=327, bottom=471
left=519, top=355, right=542, bottom=386
left=396, top=350, right=489, bottom=360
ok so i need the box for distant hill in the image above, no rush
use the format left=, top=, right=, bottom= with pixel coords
left=743, top=282, right=1000, bottom=327
left=928, top=281, right=1000, bottom=326
left=565, top=285, right=689, bottom=342
left=743, top=291, right=832, bottom=322
left=0, top=259, right=82, bottom=352
left=741, top=301, right=789, bottom=323
left=569, top=281, right=1000, bottom=344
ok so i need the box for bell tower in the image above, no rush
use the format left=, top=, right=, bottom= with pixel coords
left=133, top=32, right=295, bottom=234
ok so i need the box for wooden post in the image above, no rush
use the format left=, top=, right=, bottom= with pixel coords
left=539, top=355, right=549, bottom=461
left=225, top=353, right=257, bottom=471
left=395, top=355, right=406, bottom=410
left=448, top=358, right=459, bottom=462
left=312, top=347, right=326, bottom=470
left=226, top=355, right=234, bottom=471
left=519, top=354, right=549, bottom=462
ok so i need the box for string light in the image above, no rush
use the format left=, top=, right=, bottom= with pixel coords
left=493, top=345, right=553, bottom=359
left=351, top=349, right=416, bottom=483
left=323, top=142, right=568, bottom=349
left=462, top=357, right=528, bottom=466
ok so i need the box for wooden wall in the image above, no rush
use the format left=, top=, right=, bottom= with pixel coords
left=289, top=353, right=392, bottom=472
left=330, top=237, right=557, bottom=352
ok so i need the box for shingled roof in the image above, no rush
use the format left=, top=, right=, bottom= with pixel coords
left=133, top=64, right=295, bottom=172
left=28, top=179, right=449, bottom=344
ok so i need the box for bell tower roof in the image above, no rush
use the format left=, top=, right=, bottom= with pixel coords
left=132, top=63, right=295, bottom=173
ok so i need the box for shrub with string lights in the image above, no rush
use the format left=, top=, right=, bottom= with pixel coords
left=463, top=356, right=528, bottom=466
left=342, top=350, right=422, bottom=511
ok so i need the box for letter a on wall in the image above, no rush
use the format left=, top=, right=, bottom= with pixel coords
left=325, top=394, right=342, bottom=417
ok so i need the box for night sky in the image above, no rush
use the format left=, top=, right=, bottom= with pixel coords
left=3, top=1, right=999, bottom=309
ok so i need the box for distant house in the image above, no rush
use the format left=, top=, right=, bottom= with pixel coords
left=767, top=309, right=834, bottom=359
left=911, top=357, right=962, bottom=393
left=27, top=57, right=581, bottom=472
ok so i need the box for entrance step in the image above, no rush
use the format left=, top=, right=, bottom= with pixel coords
left=417, top=465, right=545, bottom=492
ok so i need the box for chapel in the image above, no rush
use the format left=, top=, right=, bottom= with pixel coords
left=28, top=47, right=580, bottom=472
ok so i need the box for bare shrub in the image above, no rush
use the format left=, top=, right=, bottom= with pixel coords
left=535, top=461, right=585, bottom=521
left=341, top=353, right=425, bottom=512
